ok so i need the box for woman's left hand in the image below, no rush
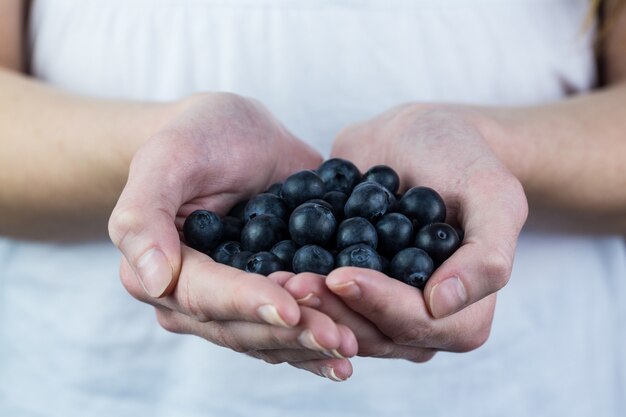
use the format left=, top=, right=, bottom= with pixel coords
left=286, top=104, right=527, bottom=361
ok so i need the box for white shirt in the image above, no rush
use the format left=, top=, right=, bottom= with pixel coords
left=1, top=0, right=624, bottom=416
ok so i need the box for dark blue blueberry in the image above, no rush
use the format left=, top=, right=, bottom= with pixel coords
left=362, top=165, right=400, bottom=194
left=231, top=250, right=253, bottom=270
left=241, top=215, right=288, bottom=252
left=270, top=240, right=299, bottom=272
left=210, top=241, right=242, bottom=265
left=398, top=186, right=446, bottom=228
left=335, top=244, right=383, bottom=271
left=306, top=199, right=334, bottom=212
left=183, top=210, right=224, bottom=253
left=265, top=182, right=283, bottom=197
left=380, top=255, right=390, bottom=274
left=281, top=170, right=326, bottom=209
left=288, top=202, right=337, bottom=247
left=414, top=223, right=461, bottom=266
left=375, top=213, right=414, bottom=257
left=317, top=158, right=361, bottom=194
left=244, top=193, right=289, bottom=222
left=221, top=216, right=243, bottom=242
left=245, top=252, right=284, bottom=276
left=344, top=181, right=393, bottom=222
left=336, top=217, right=377, bottom=250
left=389, top=247, right=434, bottom=289
left=323, top=191, right=348, bottom=220
left=292, top=245, right=335, bottom=275
left=454, top=226, right=465, bottom=243
left=228, top=200, right=248, bottom=222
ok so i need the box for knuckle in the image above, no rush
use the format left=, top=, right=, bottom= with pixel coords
left=458, top=325, right=492, bottom=352
left=407, top=349, right=437, bottom=363
left=108, top=205, right=143, bottom=250
left=213, top=324, right=247, bottom=353
left=179, top=274, right=212, bottom=323
left=484, top=249, right=512, bottom=290
left=502, top=175, right=529, bottom=226
left=390, top=321, right=434, bottom=346
left=229, top=280, right=252, bottom=319
left=359, top=339, right=395, bottom=358
left=253, top=351, right=283, bottom=365
left=155, top=309, right=183, bottom=334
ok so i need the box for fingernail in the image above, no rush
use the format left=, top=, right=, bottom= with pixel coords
left=430, top=277, right=468, bottom=318
left=135, top=248, right=173, bottom=298
left=328, top=280, right=361, bottom=300
left=257, top=304, right=290, bottom=327
left=298, top=329, right=325, bottom=351
left=327, top=349, right=345, bottom=359
left=296, top=293, right=321, bottom=307
left=320, top=366, right=344, bottom=382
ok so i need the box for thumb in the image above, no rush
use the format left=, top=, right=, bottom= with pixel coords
left=109, top=150, right=183, bottom=298
left=423, top=175, right=528, bottom=318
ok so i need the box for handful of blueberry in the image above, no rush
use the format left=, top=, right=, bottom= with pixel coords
left=182, top=159, right=462, bottom=289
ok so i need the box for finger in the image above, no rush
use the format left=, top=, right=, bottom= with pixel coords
left=285, top=273, right=386, bottom=347
left=289, top=358, right=354, bottom=382
left=252, top=324, right=358, bottom=361
left=121, top=246, right=301, bottom=327
left=286, top=273, right=434, bottom=359
left=154, top=303, right=350, bottom=355
left=424, top=172, right=528, bottom=318
left=247, top=349, right=347, bottom=364
left=326, top=267, right=490, bottom=352
left=267, top=271, right=296, bottom=287
left=108, top=140, right=187, bottom=298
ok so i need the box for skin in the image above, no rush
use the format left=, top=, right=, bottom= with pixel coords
left=0, top=0, right=357, bottom=376
left=1, top=0, right=625, bottom=381
left=282, top=2, right=626, bottom=377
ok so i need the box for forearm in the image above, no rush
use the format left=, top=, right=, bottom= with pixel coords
left=0, top=68, right=184, bottom=238
left=475, top=83, right=626, bottom=232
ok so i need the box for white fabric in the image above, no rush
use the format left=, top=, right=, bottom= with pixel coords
left=1, top=0, right=625, bottom=416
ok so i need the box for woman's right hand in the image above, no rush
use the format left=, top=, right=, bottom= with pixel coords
left=108, top=92, right=357, bottom=377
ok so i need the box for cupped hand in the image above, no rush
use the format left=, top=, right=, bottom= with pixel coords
left=108, top=93, right=356, bottom=376
left=310, top=104, right=527, bottom=358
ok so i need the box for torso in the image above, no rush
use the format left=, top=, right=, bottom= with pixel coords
left=1, top=1, right=624, bottom=416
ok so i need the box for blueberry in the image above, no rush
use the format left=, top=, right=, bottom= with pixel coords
left=454, top=226, right=465, bottom=243
left=317, top=158, right=361, bottom=194
left=228, top=200, right=248, bottom=222
left=323, top=191, right=348, bottom=220
left=398, top=186, right=446, bottom=228
left=414, top=223, right=461, bottom=266
left=231, top=250, right=254, bottom=270
left=210, top=241, right=242, bottom=265
left=306, top=199, right=334, bottom=212
left=183, top=210, right=224, bottom=253
left=241, top=214, right=288, bottom=252
left=292, top=245, right=335, bottom=275
left=245, top=252, right=284, bottom=276
left=389, top=247, right=434, bottom=289
left=335, top=244, right=383, bottom=271
left=270, top=240, right=299, bottom=272
left=244, top=193, right=289, bottom=222
left=375, top=213, right=414, bottom=257
left=362, top=165, right=400, bottom=194
left=281, top=170, right=326, bottom=209
left=344, top=181, right=393, bottom=222
left=336, top=217, right=377, bottom=250
left=265, top=182, right=283, bottom=197
left=221, top=216, right=244, bottom=242
left=288, top=202, right=337, bottom=247
left=380, top=255, right=390, bottom=274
